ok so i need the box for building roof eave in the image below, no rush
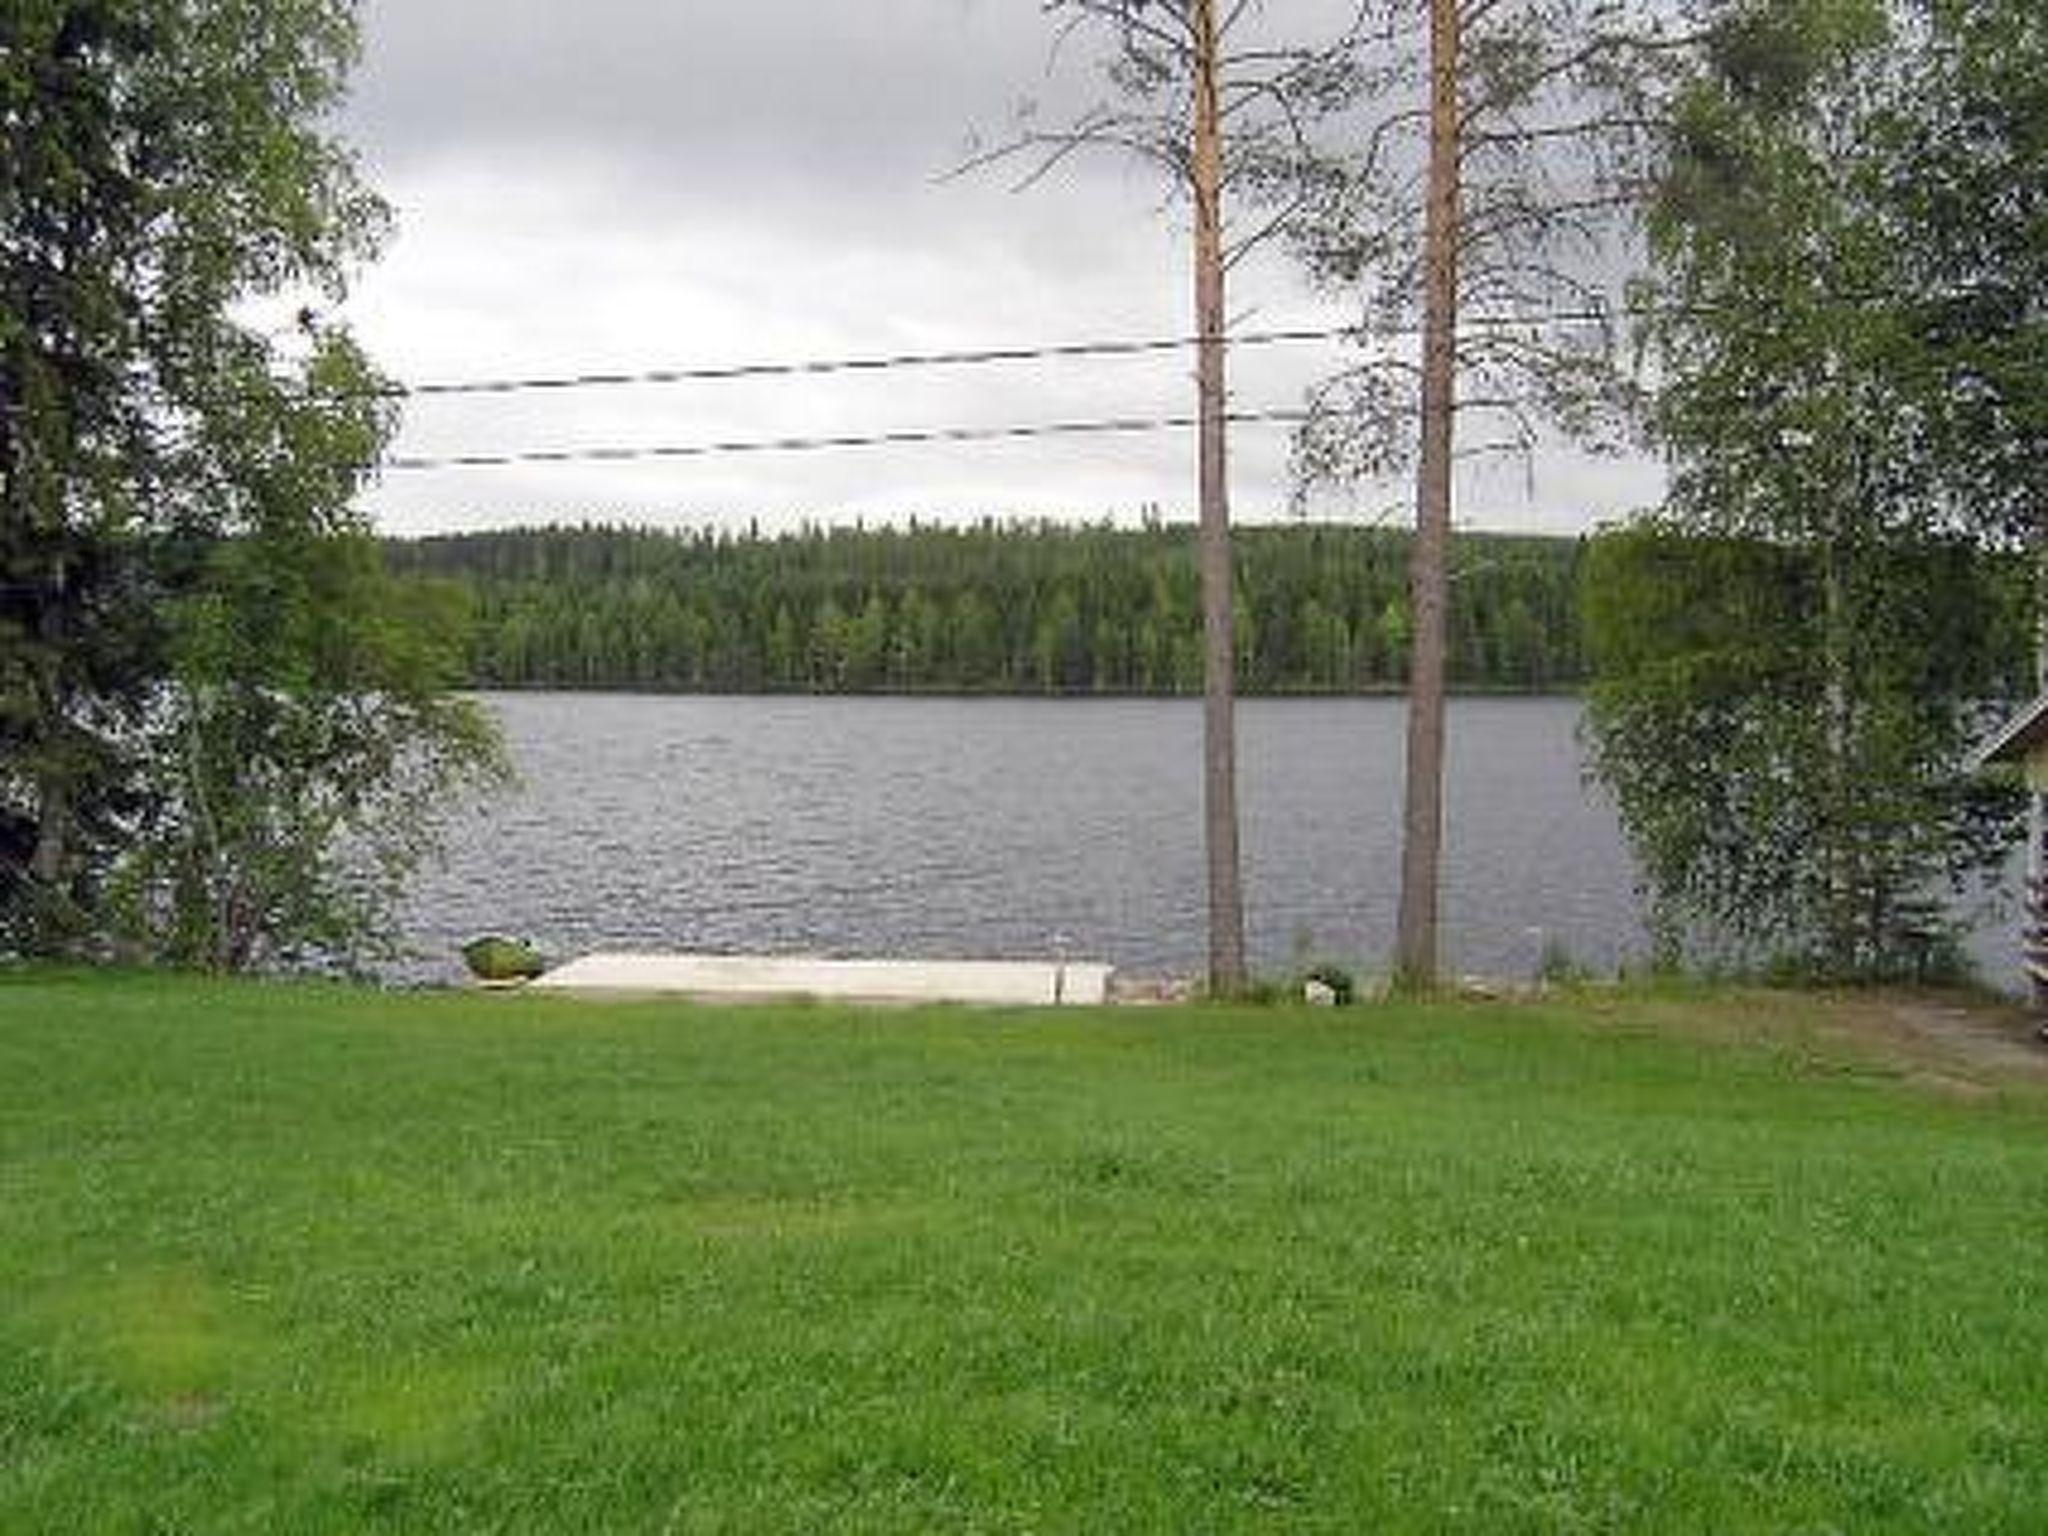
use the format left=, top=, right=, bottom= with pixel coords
left=1971, top=692, right=2048, bottom=772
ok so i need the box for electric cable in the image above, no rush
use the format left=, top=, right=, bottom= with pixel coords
left=385, top=306, right=1639, bottom=400
left=383, top=407, right=1314, bottom=472
left=392, top=327, right=1355, bottom=398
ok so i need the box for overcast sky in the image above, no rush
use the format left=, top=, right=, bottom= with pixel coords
left=334, top=0, right=1664, bottom=538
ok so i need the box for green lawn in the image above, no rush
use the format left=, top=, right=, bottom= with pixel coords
left=2, top=973, right=2045, bottom=1532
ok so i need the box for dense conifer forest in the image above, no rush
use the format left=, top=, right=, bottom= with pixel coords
left=386, top=521, right=1589, bottom=695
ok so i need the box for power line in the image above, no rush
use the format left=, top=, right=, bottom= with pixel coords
left=394, top=326, right=1356, bottom=399
left=386, top=306, right=1639, bottom=401
left=383, top=408, right=1313, bottom=472
left=370, top=304, right=1655, bottom=472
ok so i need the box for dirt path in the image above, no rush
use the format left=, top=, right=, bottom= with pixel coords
left=1723, top=990, right=2048, bottom=1098
left=1574, top=985, right=2048, bottom=1099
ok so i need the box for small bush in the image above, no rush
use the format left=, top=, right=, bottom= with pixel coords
left=1301, top=962, right=1357, bottom=1005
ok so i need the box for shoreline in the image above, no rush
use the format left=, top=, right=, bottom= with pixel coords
left=454, top=685, right=1590, bottom=702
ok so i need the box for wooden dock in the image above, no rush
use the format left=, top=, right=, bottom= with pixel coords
left=527, top=952, right=1113, bottom=1007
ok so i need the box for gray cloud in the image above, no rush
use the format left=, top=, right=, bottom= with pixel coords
left=334, top=0, right=1664, bottom=537
left=346, top=1, right=1070, bottom=185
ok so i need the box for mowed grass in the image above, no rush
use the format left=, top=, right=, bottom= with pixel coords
left=2, top=974, right=2046, bottom=1532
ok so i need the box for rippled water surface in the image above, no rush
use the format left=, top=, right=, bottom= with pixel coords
left=403, top=693, right=1656, bottom=982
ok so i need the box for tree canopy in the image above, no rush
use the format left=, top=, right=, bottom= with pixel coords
left=1586, top=0, right=2041, bottom=979
left=1, top=0, right=500, bottom=967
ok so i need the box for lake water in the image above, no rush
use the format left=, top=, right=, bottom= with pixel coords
left=402, top=693, right=1655, bottom=984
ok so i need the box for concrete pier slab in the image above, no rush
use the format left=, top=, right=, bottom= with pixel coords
left=527, top=952, right=1113, bottom=1007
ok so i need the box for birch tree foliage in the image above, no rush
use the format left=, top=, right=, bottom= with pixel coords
left=109, top=335, right=507, bottom=974
left=1583, top=522, right=2023, bottom=978
left=1885, top=0, right=2048, bottom=551
left=1584, top=0, right=2033, bottom=979
left=1646, top=0, right=2045, bottom=547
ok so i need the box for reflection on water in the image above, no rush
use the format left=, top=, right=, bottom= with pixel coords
left=402, top=693, right=1659, bottom=984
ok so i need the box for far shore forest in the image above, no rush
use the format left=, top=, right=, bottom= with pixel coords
left=391, top=522, right=1589, bottom=696
left=391, top=521, right=2037, bottom=699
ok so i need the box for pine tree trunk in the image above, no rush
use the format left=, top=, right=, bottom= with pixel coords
left=1394, top=0, right=1461, bottom=990
left=1192, top=0, right=1246, bottom=995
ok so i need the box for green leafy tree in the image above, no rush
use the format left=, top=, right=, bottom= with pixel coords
left=1586, top=0, right=2032, bottom=979
left=1877, top=0, right=2047, bottom=558
left=1, top=1, right=501, bottom=965
left=1585, top=524, right=2022, bottom=976
left=120, top=527, right=503, bottom=971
